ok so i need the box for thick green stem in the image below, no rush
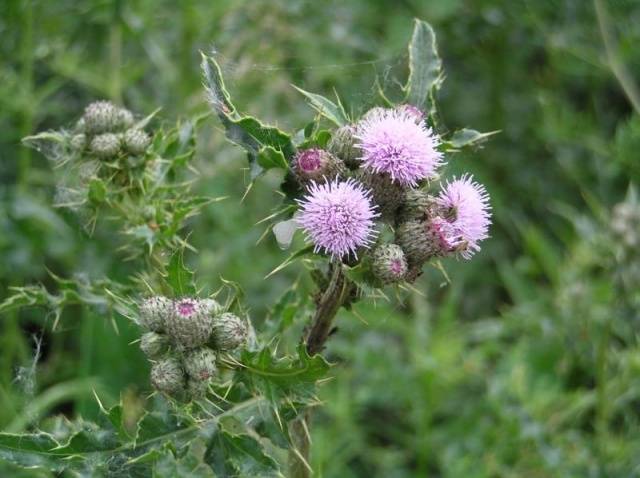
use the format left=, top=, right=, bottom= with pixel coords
left=289, top=262, right=351, bottom=477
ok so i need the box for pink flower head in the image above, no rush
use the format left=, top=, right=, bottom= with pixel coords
left=295, top=148, right=323, bottom=174
left=296, top=178, right=379, bottom=258
left=435, top=175, right=491, bottom=259
left=355, top=107, right=443, bottom=186
left=176, top=298, right=197, bottom=317
left=396, top=104, right=425, bottom=123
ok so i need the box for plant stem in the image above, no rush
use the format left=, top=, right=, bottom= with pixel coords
left=289, top=262, right=351, bottom=477
left=18, top=0, right=35, bottom=190
left=109, top=1, right=123, bottom=103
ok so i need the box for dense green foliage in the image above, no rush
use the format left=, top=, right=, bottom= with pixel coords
left=1, top=0, right=640, bottom=476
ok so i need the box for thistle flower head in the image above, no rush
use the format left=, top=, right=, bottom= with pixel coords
left=296, top=178, right=378, bottom=258
left=435, top=175, right=491, bottom=259
left=356, top=107, right=443, bottom=186
left=293, top=148, right=344, bottom=182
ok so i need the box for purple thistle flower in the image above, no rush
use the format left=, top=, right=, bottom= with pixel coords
left=356, top=107, right=444, bottom=187
left=295, top=149, right=323, bottom=174
left=296, top=178, right=379, bottom=258
left=435, top=175, right=491, bottom=259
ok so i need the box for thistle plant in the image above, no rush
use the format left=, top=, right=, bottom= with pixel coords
left=0, top=19, right=495, bottom=477
left=202, top=19, right=495, bottom=475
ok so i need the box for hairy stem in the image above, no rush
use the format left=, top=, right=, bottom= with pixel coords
left=289, top=262, right=351, bottom=477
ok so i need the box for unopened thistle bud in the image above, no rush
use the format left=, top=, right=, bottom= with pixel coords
left=70, top=134, right=87, bottom=152
left=90, top=133, right=121, bottom=159
left=398, top=189, right=434, bottom=223
left=358, top=170, right=406, bottom=221
left=187, top=378, right=209, bottom=399
left=211, top=313, right=247, bottom=352
left=117, top=108, right=134, bottom=130
left=328, top=125, right=359, bottom=169
left=166, top=298, right=215, bottom=349
left=123, top=128, right=151, bottom=155
left=395, top=219, right=443, bottom=265
left=150, top=357, right=185, bottom=396
left=83, top=101, right=120, bottom=134
left=371, top=244, right=408, bottom=284
left=140, top=331, right=169, bottom=358
left=293, top=148, right=345, bottom=183
left=201, top=298, right=224, bottom=316
left=183, top=347, right=217, bottom=381
left=139, top=296, right=173, bottom=332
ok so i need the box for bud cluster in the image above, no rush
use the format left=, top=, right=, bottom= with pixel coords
left=71, top=100, right=151, bottom=160
left=294, top=104, right=492, bottom=283
left=137, top=295, right=248, bottom=400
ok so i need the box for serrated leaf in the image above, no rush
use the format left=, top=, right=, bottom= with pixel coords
left=237, top=344, right=330, bottom=405
left=166, top=249, right=196, bottom=297
left=292, top=85, right=349, bottom=126
left=258, top=146, right=289, bottom=171
left=404, top=19, right=443, bottom=112
left=201, top=53, right=295, bottom=179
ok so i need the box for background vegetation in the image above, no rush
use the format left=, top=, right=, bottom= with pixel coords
left=2, top=0, right=640, bottom=476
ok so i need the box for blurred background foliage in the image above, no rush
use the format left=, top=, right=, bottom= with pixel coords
left=1, top=0, right=640, bottom=476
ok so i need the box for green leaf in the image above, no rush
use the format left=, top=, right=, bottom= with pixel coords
left=201, top=52, right=295, bottom=178
left=292, top=85, right=349, bottom=126
left=404, top=19, right=443, bottom=112
left=166, top=249, right=196, bottom=297
left=0, top=433, right=68, bottom=471
left=258, top=146, right=289, bottom=171
left=447, top=128, right=499, bottom=150
left=236, top=344, right=330, bottom=405
left=88, top=178, right=107, bottom=204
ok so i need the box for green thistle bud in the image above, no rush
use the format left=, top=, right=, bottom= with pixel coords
left=398, top=189, right=435, bottom=223
left=140, top=331, right=169, bottom=358
left=202, top=298, right=224, bottom=316
left=166, top=298, right=215, bottom=349
left=187, top=378, right=209, bottom=399
left=358, top=171, right=406, bottom=222
left=211, top=313, right=247, bottom=352
left=123, top=128, right=151, bottom=155
left=90, top=133, right=121, bottom=159
left=395, top=219, right=443, bottom=266
left=150, top=357, right=185, bottom=396
left=75, top=117, right=86, bottom=133
left=328, top=124, right=360, bottom=169
left=139, top=296, right=173, bottom=332
left=371, top=244, right=408, bottom=284
left=70, top=134, right=87, bottom=152
left=293, top=148, right=345, bottom=184
left=83, top=101, right=120, bottom=134
left=183, top=347, right=217, bottom=381
left=117, top=108, right=134, bottom=130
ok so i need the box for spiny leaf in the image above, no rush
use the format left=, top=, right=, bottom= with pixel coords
left=446, top=128, right=499, bottom=150
left=201, top=52, right=295, bottom=179
left=292, top=85, right=349, bottom=126
left=404, top=19, right=443, bottom=112
left=166, top=248, right=196, bottom=297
